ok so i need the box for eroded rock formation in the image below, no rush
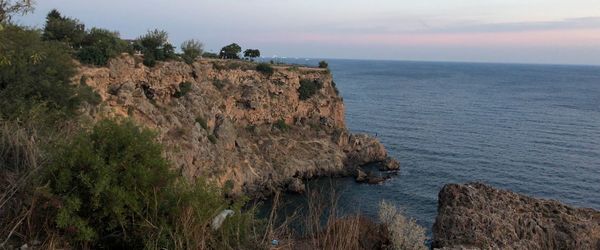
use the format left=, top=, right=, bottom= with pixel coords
left=433, top=183, right=600, bottom=250
left=76, top=55, right=397, bottom=196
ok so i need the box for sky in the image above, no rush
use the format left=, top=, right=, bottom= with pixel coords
left=15, top=0, right=600, bottom=65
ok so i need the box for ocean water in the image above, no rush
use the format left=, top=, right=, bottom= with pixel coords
left=269, top=58, right=600, bottom=232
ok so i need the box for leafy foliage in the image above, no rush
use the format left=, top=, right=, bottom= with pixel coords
left=298, top=79, right=323, bottom=100
left=181, top=39, right=203, bottom=64
left=318, top=60, right=329, bottom=69
left=202, top=52, right=219, bottom=58
left=256, top=63, right=274, bottom=75
left=208, top=134, right=217, bottom=144
left=243, top=49, right=260, bottom=60
left=0, top=0, right=35, bottom=23
left=42, top=9, right=85, bottom=48
left=274, top=118, right=290, bottom=132
left=0, top=25, right=86, bottom=122
left=44, top=119, right=258, bottom=249
left=195, top=116, right=208, bottom=130
left=77, top=28, right=131, bottom=66
left=219, top=43, right=241, bottom=59
left=135, top=29, right=176, bottom=67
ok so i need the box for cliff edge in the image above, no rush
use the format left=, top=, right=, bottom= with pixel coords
left=432, top=183, right=600, bottom=250
left=76, top=55, right=397, bottom=196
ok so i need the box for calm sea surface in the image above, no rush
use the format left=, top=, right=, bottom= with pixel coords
left=271, top=58, right=600, bottom=232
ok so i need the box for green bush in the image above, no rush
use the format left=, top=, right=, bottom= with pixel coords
left=298, top=79, right=323, bottom=100
left=173, top=81, right=192, bottom=98
left=44, top=119, right=256, bottom=248
left=195, top=116, right=208, bottom=130
left=42, top=9, right=85, bottom=47
left=208, top=134, right=217, bottom=144
left=219, top=43, right=241, bottom=59
left=256, top=63, right=274, bottom=75
left=77, top=28, right=131, bottom=66
left=243, top=49, right=260, bottom=60
left=181, top=39, right=203, bottom=64
left=274, top=118, right=290, bottom=132
left=202, top=52, right=219, bottom=59
left=135, top=29, right=176, bottom=66
left=212, top=79, right=226, bottom=90
left=318, top=60, right=329, bottom=69
left=0, top=25, right=81, bottom=122
left=45, top=119, right=173, bottom=246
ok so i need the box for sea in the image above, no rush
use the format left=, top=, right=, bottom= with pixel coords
left=266, top=58, right=600, bottom=234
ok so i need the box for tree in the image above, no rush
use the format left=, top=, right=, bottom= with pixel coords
left=42, top=9, right=85, bottom=48
left=243, top=49, right=260, bottom=60
left=0, top=25, right=82, bottom=122
left=0, top=0, right=34, bottom=24
left=318, top=60, right=328, bottom=69
left=77, top=28, right=131, bottom=66
left=135, top=29, right=175, bottom=66
left=181, top=39, right=203, bottom=64
left=219, top=43, right=241, bottom=59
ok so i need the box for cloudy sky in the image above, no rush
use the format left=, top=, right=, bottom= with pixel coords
left=16, top=0, right=600, bottom=65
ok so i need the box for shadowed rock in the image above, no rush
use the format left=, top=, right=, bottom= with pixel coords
left=433, top=182, right=600, bottom=250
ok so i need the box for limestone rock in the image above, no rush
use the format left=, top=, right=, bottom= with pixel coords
left=76, top=54, right=399, bottom=196
left=433, top=182, right=600, bottom=250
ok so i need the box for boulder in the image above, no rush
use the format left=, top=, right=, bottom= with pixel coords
left=433, top=182, right=600, bottom=250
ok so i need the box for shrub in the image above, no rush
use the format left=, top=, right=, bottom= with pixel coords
left=378, top=201, right=427, bottom=250
left=318, top=60, right=329, bottom=69
left=173, top=81, right=192, bottom=98
left=195, top=116, right=208, bottom=130
left=212, top=79, right=226, bottom=90
left=45, top=119, right=174, bottom=246
left=0, top=25, right=80, bottom=122
left=181, top=39, right=203, bottom=64
left=219, top=43, right=241, bottom=59
left=208, top=134, right=217, bottom=144
left=143, top=54, right=156, bottom=67
left=42, top=9, right=85, bottom=47
left=202, top=52, right=219, bottom=59
left=256, top=63, right=274, bottom=75
left=77, top=28, right=131, bottom=66
left=298, top=79, right=323, bottom=100
left=274, top=118, right=290, bottom=132
left=243, top=49, right=260, bottom=60
left=43, top=119, right=258, bottom=248
left=135, top=29, right=176, bottom=66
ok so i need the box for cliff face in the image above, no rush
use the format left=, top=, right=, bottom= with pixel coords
left=433, top=183, right=600, bottom=250
left=76, top=55, right=395, bottom=196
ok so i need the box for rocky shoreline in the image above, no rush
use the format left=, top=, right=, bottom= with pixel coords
left=78, top=55, right=399, bottom=198
left=433, top=183, right=600, bottom=250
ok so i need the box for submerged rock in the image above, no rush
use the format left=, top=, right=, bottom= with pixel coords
left=433, top=182, right=600, bottom=250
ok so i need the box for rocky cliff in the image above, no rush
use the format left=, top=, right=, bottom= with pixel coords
left=76, top=55, right=397, bottom=196
left=432, top=183, right=600, bottom=250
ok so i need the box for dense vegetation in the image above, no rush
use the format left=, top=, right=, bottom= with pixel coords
left=318, top=60, right=329, bottom=69
left=244, top=49, right=260, bottom=60
left=256, top=62, right=274, bottom=75
left=219, top=43, right=242, bottom=59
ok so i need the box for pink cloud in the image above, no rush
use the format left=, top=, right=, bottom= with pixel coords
left=254, top=28, right=600, bottom=47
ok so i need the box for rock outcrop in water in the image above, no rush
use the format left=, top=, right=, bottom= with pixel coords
left=76, top=55, right=397, bottom=196
left=432, top=182, right=600, bottom=250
